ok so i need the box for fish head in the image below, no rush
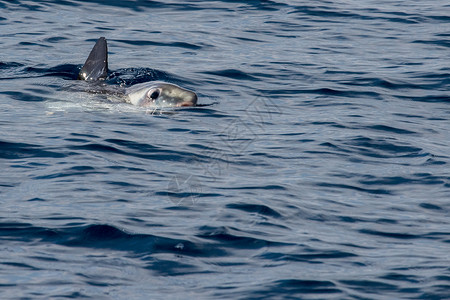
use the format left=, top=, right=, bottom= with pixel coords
left=127, top=82, right=197, bottom=108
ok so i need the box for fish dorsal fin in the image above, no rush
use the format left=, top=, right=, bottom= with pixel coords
left=78, top=37, right=108, bottom=81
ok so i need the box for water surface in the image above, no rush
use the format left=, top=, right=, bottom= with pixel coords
left=0, top=1, right=449, bottom=299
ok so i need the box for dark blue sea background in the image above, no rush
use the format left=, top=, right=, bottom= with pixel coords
left=1, top=1, right=449, bottom=299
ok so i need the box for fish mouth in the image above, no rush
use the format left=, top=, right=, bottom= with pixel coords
left=177, top=94, right=198, bottom=107
left=179, top=102, right=194, bottom=107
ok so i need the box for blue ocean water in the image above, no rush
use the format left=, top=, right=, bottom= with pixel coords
left=1, top=0, right=449, bottom=299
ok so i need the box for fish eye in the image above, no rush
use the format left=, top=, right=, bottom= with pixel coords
left=147, top=89, right=160, bottom=100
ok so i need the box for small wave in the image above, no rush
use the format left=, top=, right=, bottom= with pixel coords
left=0, top=140, right=65, bottom=159
left=116, top=39, right=203, bottom=50
left=0, top=223, right=220, bottom=258
left=226, top=203, right=283, bottom=218
left=359, top=229, right=420, bottom=240
left=204, top=69, right=259, bottom=81
left=196, top=225, right=289, bottom=249
left=342, top=136, right=425, bottom=159
left=25, top=64, right=80, bottom=80
left=259, top=250, right=357, bottom=262
left=240, top=279, right=341, bottom=299
left=0, top=61, right=24, bottom=70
